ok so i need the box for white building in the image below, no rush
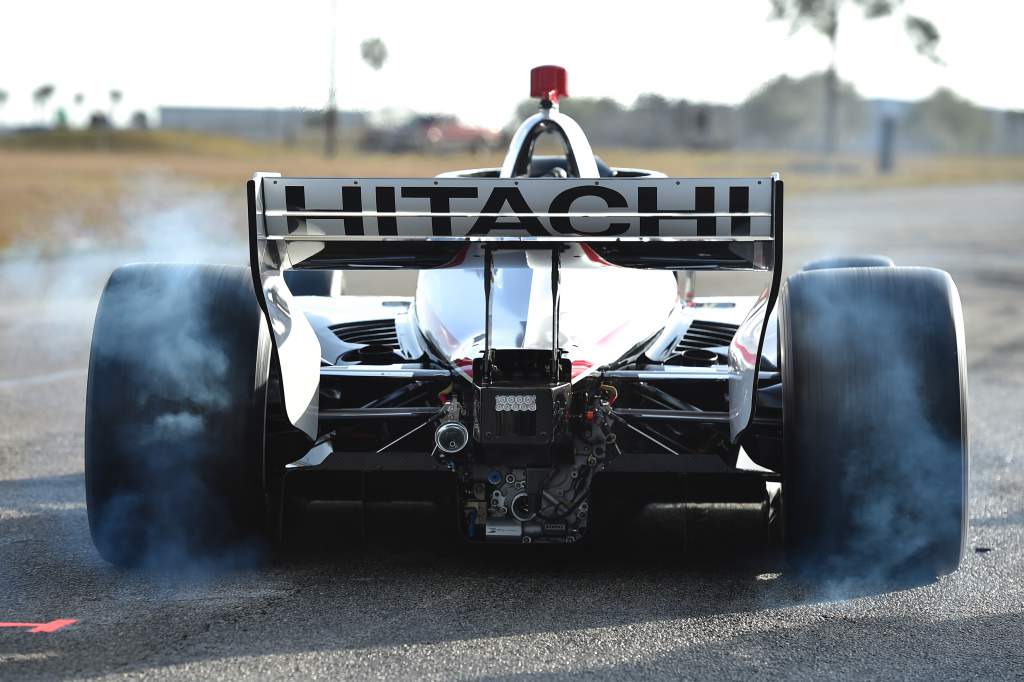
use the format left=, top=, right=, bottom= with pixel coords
left=158, top=107, right=365, bottom=142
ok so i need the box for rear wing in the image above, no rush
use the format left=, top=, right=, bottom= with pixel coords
left=246, top=174, right=783, bottom=440
left=249, top=174, right=780, bottom=271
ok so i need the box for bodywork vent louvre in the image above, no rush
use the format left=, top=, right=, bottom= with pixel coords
left=330, top=319, right=400, bottom=350
left=676, top=320, right=739, bottom=351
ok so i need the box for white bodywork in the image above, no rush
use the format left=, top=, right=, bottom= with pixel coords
left=416, top=263, right=679, bottom=382
left=248, top=92, right=780, bottom=441
left=298, top=284, right=764, bottom=381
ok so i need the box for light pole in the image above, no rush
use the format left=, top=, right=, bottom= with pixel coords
left=324, top=0, right=338, bottom=158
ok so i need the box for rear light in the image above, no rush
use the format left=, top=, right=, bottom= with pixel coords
left=435, top=421, right=469, bottom=453
left=530, top=65, right=568, bottom=103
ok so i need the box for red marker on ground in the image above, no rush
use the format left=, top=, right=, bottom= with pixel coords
left=0, top=619, right=77, bottom=633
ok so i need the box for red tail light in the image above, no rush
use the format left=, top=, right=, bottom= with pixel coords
left=530, top=65, right=568, bottom=103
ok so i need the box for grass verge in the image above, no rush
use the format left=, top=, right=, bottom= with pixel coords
left=2, top=130, right=1023, bottom=252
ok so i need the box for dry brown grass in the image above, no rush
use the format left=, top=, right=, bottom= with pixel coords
left=0, top=132, right=508, bottom=251
left=2, top=130, right=1023, bottom=252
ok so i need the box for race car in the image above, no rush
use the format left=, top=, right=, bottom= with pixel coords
left=360, top=114, right=503, bottom=154
left=85, top=66, right=968, bottom=577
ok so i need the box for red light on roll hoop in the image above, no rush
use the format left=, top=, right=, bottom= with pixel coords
left=530, top=65, right=568, bottom=103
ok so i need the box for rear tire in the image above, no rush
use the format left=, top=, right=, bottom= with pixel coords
left=780, top=267, right=967, bottom=580
left=801, top=254, right=894, bottom=271
left=85, top=264, right=273, bottom=566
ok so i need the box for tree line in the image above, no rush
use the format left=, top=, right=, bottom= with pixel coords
left=513, top=73, right=1008, bottom=155
left=0, top=84, right=144, bottom=130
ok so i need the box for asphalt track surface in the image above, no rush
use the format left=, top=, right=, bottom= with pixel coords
left=2, top=183, right=1023, bottom=680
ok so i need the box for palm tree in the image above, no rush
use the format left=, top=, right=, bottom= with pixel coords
left=33, top=84, right=56, bottom=125
left=348, top=38, right=388, bottom=155
left=109, top=89, right=122, bottom=127
left=770, top=0, right=940, bottom=155
left=71, top=93, right=84, bottom=127
left=360, top=38, right=388, bottom=71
